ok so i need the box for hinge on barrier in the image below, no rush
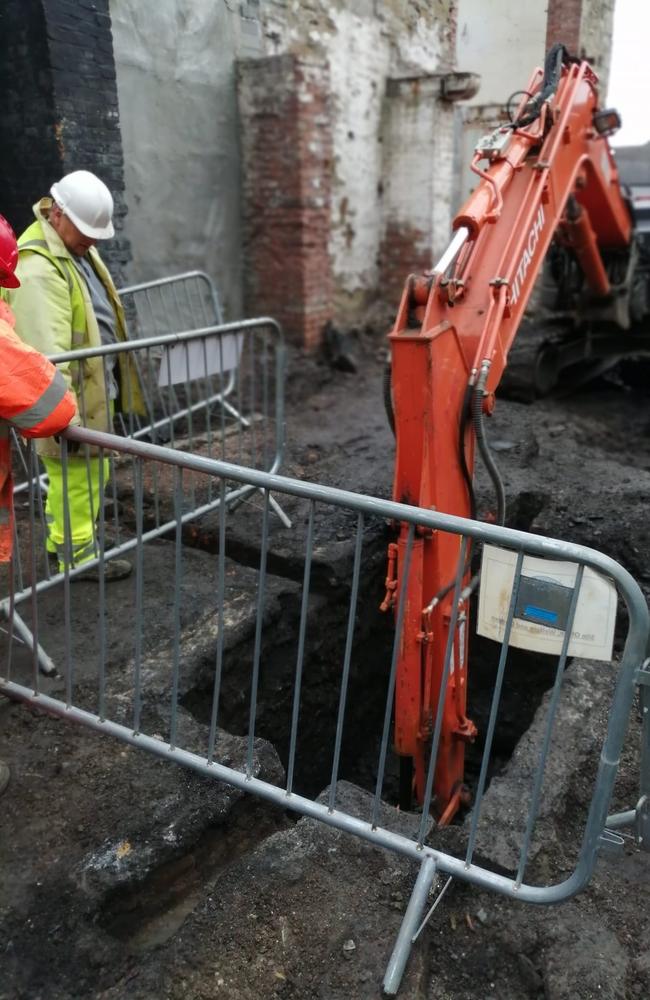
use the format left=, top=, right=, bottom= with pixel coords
left=597, top=828, right=625, bottom=857
left=637, top=658, right=650, bottom=686
left=635, top=795, right=649, bottom=850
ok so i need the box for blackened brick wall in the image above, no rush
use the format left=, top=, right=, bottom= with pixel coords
left=0, top=0, right=130, bottom=283
left=238, top=55, right=334, bottom=350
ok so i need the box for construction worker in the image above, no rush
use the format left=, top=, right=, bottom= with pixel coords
left=0, top=213, right=77, bottom=795
left=3, top=170, right=144, bottom=580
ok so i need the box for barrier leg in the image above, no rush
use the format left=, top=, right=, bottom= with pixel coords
left=3, top=608, right=56, bottom=677
left=606, top=659, right=650, bottom=851
left=215, top=396, right=251, bottom=429
left=267, top=492, right=292, bottom=529
left=383, top=856, right=437, bottom=996
left=639, top=674, right=650, bottom=850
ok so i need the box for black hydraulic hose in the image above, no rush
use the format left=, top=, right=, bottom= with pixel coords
left=472, top=375, right=506, bottom=529
left=510, top=42, right=574, bottom=130
left=419, top=386, right=479, bottom=612
left=383, top=358, right=395, bottom=436
left=458, top=383, right=477, bottom=523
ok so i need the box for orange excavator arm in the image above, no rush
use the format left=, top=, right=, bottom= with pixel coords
left=386, top=45, right=634, bottom=821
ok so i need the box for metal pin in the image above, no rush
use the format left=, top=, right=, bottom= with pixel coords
left=412, top=876, right=453, bottom=942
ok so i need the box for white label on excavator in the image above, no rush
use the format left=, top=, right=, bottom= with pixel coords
left=476, top=545, right=617, bottom=661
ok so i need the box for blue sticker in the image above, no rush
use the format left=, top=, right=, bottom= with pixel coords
left=523, top=605, right=558, bottom=625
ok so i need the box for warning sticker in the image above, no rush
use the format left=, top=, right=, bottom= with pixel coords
left=477, top=545, right=617, bottom=661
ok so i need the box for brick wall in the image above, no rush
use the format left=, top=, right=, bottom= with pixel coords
left=546, top=0, right=582, bottom=54
left=238, top=54, right=333, bottom=349
left=546, top=0, right=615, bottom=95
left=0, top=0, right=130, bottom=283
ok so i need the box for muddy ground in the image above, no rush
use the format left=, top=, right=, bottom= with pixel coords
left=1, top=323, right=649, bottom=1000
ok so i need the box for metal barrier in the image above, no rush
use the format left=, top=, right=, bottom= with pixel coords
left=12, top=314, right=287, bottom=517
left=117, top=270, right=260, bottom=440
left=118, top=270, right=224, bottom=335
left=1, top=425, right=648, bottom=996
left=13, top=270, right=272, bottom=496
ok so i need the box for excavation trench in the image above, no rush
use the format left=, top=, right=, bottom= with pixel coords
left=88, top=495, right=561, bottom=957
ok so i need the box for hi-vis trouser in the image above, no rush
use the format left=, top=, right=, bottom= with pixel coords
left=42, top=456, right=110, bottom=571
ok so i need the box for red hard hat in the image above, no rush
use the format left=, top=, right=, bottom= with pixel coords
left=0, top=215, right=20, bottom=288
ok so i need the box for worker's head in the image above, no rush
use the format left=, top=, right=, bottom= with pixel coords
left=0, top=214, right=20, bottom=289
left=48, top=170, right=115, bottom=256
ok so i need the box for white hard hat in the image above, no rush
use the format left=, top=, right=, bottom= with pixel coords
left=50, top=170, right=115, bottom=240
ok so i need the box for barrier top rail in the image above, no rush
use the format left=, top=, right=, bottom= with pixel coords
left=46, top=316, right=284, bottom=365
left=57, top=423, right=650, bottom=608
left=118, top=269, right=220, bottom=297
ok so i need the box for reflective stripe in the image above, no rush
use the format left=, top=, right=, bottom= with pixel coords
left=73, top=538, right=97, bottom=563
left=0, top=422, right=9, bottom=439
left=71, top=330, right=86, bottom=346
left=20, top=238, right=75, bottom=294
left=53, top=536, right=96, bottom=563
left=0, top=508, right=10, bottom=524
left=11, top=369, right=69, bottom=429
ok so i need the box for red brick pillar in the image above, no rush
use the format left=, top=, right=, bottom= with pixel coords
left=237, top=54, right=333, bottom=351
left=546, top=0, right=615, bottom=95
left=546, top=0, right=582, bottom=54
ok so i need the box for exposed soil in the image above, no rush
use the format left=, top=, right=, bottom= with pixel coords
left=1, top=323, right=649, bottom=1000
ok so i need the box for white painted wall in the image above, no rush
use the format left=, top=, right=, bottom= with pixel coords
left=111, top=1, right=456, bottom=322
left=456, top=0, right=547, bottom=105
left=454, top=0, right=548, bottom=208
left=110, top=0, right=263, bottom=319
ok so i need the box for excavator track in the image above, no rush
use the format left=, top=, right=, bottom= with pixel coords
left=499, top=315, right=650, bottom=400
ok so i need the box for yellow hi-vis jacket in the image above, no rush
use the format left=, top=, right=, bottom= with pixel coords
left=3, top=198, right=144, bottom=457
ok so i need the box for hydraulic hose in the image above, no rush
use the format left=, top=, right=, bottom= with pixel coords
left=509, top=42, right=575, bottom=131
left=472, top=365, right=506, bottom=529
left=458, top=383, right=477, bottom=523
left=383, top=358, right=395, bottom=436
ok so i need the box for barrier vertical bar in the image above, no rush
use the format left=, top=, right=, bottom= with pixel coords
left=61, top=440, right=73, bottom=707
left=515, top=563, right=585, bottom=886
left=169, top=467, right=184, bottom=750
left=97, top=449, right=107, bottom=721
left=247, top=488, right=271, bottom=778
left=328, top=512, right=364, bottom=812
left=27, top=445, right=41, bottom=691
left=207, top=479, right=228, bottom=764
left=133, top=459, right=145, bottom=733
left=465, top=550, right=525, bottom=866
left=372, top=523, right=415, bottom=827
left=286, top=500, right=315, bottom=795
left=639, top=665, right=650, bottom=850
left=418, top=536, right=469, bottom=844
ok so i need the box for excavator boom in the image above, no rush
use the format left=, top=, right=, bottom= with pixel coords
left=387, top=45, right=636, bottom=820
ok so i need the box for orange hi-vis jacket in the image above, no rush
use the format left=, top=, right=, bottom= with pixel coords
left=0, top=301, right=77, bottom=562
